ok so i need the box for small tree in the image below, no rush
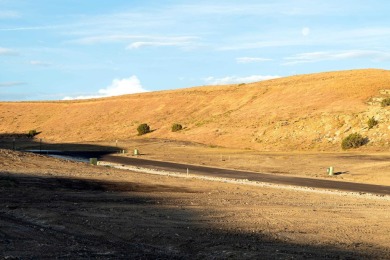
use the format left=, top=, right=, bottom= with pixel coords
left=171, top=123, right=183, bottom=132
left=381, top=98, right=390, bottom=107
left=137, top=123, right=150, bottom=135
left=367, top=117, right=378, bottom=129
left=341, top=133, right=366, bottom=150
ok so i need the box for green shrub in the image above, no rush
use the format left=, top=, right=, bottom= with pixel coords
left=171, top=123, right=183, bottom=132
left=137, top=123, right=150, bottom=135
left=381, top=98, right=390, bottom=107
left=341, top=133, right=367, bottom=150
left=367, top=117, right=378, bottom=129
left=27, top=129, right=38, bottom=138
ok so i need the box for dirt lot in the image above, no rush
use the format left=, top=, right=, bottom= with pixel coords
left=1, top=148, right=390, bottom=259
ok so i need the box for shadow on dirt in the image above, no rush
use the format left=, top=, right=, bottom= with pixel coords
left=0, top=133, right=119, bottom=160
left=0, top=172, right=383, bottom=259
left=334, top=171, right=350, bottom=176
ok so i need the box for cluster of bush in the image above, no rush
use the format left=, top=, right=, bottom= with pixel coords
left=137, top=123, right=183, bottom=136
left=343, top=99, right=390, bottom=149
left=136, top=115, right=384, bottom=151
left=381, top=97, right=390, bottom=107
left=137, top=123, right=151, bottom=135
left=341, top=133, right=367, bottom=150
left=340, top=116, right=381, bottom=149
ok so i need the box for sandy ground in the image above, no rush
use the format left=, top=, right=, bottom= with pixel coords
left=1, top=149, right=390, bottom=259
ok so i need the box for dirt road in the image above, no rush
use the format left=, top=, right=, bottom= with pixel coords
left=102, top=155, right=390, bottom=196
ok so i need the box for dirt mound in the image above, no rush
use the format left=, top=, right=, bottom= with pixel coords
left=1, top=69, right=390, bottom=151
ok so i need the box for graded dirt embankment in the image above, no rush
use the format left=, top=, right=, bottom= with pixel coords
left=1, top=69, right=390, bottom=151
left=1, top=150, right=390, bottom=259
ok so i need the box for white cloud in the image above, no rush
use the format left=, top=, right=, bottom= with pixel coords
left=301, top=27, right=310, bottom=36
left=0, top=47, right=18, bottom=55
left=30, top=60, right=52, bottom=67
left=204, top=75, right=281, bottom=85
left=283, top=50, right=390, bottom=65
left=63, top=75, right=148, bottom=100
left=98, top=76, right=147, bottom=96
left=236, top=57, right=272, bottom=63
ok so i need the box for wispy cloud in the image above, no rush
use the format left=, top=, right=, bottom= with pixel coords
left=63, top=75, right=148, bottom=100
left=219, top=26, right=390, bottom=51
left=283, top=50, right=390, bottom=65
left=41, top=3, right=371, bottom=53
left=236, top=57, right=272, bottom=63
left=127, top=38, right=197, bottom=50
left=344, top=27, right=390, bottom=39
left=69, top=33, right=200, bottom=50
left=0, top=25, right=59, bottom=31
left=218, top=39, right=305, bottom=51
left=0, top=82, right=26, bottom=87
left=203, top=75, right=281, bottom=85
left=173, top=2, right=341, bottom=16
left=301, top=27, right=310, bottom=36
left=127, top=36, right=199, bottom=50
left=0, top=10, right=20, bottom=19
left=68, top=34, right=144, bottom=45
left=29, top=60, right=52, bottom=67
left=0, top=47, right=18, bottom=55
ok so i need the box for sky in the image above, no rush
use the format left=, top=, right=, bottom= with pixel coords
left=1, top=0, right=390, bottom=101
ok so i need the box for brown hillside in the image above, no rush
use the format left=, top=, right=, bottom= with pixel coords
left=1, top=69, right=390, bottom=151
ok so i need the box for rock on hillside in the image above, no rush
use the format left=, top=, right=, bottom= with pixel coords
left=1, top=69, right=390, bottom=151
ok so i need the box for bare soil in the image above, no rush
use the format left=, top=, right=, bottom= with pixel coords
left=1, top=149, right=389, bottom=259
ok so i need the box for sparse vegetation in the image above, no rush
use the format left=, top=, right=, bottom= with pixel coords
left=381, top=97, right=390, bottom=107
left=137, top=123, right=150, bottom=135
left=27, top=129, right=38, bottom=138
left=2, top=69, right=390, bottom=152
left=367, top=117, right=378, bottom=129
left=171, top=123, right=183, bottom=132
left=341, top=133, right=367, bottom=150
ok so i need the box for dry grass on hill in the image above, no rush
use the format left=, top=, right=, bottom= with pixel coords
left=1, top=69, right=390, bottom=151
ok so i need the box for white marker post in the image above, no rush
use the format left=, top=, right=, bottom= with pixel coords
left=327, top=166, right=334, bottom=176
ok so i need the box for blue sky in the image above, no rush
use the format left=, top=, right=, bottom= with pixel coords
left=1, top=0, right=390, bottom=101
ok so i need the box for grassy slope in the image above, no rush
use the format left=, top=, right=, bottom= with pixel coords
left=1, top=69, right=390, bottom=151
